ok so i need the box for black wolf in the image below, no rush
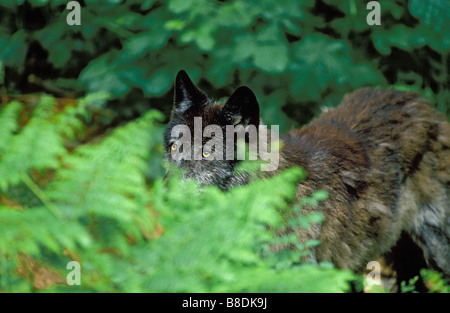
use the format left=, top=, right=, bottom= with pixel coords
left=164, top=70, right=450, bottom=283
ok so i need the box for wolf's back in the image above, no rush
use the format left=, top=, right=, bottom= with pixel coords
left=284, top=88, right=450, bottom=277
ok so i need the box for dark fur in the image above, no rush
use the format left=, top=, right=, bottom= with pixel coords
left=165, top=70, right=450, bottom=280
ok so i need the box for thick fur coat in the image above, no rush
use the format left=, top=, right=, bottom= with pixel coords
left=164, top=70, right=450, bottom=280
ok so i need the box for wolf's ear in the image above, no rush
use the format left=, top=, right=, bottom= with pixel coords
left=223, top=86, right=260, bottom=127
left=174, top=70, right=208, bottom=112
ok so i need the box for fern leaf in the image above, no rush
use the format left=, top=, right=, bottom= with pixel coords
left=46, top=110, right=164, bottom=254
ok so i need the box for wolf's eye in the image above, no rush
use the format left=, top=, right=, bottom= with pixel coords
left=171, top=143, right=177, bottom=151
left=202, top=151, right=211, bottom=159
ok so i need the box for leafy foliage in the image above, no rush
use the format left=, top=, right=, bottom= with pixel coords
left=419, top=269, right=450, bottom=293
left=0, top=0, right=448, bottom=293
left=0, top=95, right=353, bottom=292
left=0, top=0, right=448, bottom=130
left=398, top=269, right=449, bottom=293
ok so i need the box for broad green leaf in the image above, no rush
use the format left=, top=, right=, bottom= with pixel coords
left=253, top=43, right=289, bottom=73
left=409, top=0, right=450, bottom=34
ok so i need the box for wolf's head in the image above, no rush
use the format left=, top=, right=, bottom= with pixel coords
left=164, top=70, right=261, bottom=190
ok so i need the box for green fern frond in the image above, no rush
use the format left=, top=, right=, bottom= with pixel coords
left=138, top=167, right=353, bottom=293
left=0, top=97, right=66, bottom=191
left=0, top=100, right=22, bottom=154
left=0, top=206, right=91, bottom=256
left=46, top=109, right=164, bottom=254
